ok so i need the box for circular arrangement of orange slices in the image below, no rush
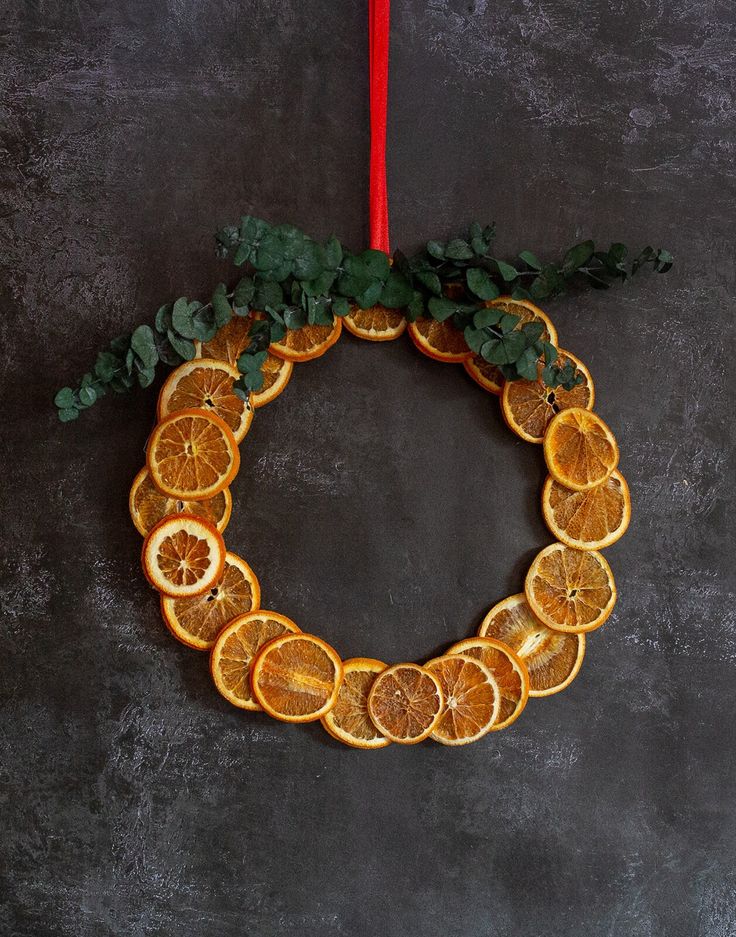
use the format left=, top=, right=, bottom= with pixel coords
left=130, top=298, right=628, bottom=749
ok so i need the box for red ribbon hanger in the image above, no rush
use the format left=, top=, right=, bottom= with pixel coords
left=369, top=0, right=390, bottom=254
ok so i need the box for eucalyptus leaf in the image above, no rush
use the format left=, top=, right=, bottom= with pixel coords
left=562, top=240, right=595, bottom=274
left=78, top=385, right=97, bottom=407
left=466, top=267, right=499, bottom=301
left=211, top=284, right=233, bottom=328
left=445, top=239, right=474, bottom=261
left=428, top=296, right=458, bottom=322
left=167, top=330, right=196, bottom=360
left=233, top=276, right=255, bottom=310
left=415, top=270, right=442, bottom=296
left=361, top=249, right=390, bottom=281
left=332, top=296, right=350, bottom=317
left=495, top=260, right=519, bottom=282
left=473, top=307, right=502, bottom=329
left=130, top=325, right=158, bottom=369
left=379, top=270, right=413, bottom=309
left=54, top=387, right=75, bottom=408
left=518, top=250, right=542, bottom=270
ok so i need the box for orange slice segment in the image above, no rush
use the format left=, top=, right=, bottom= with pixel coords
left=544, top=407, right=620, bottom=491
left=464, top=356, right=505, bottom=395
left=343, top=305, right=407, bottom=341
left=141, top=514, right=225, bottom=598
left=197, top=315, right=293, bottom=407
left=161, top=551, right=260, bottom=650
left=501, top=349, right=594, bottom=444
left=542, top=469, right=631, bottom=549
left=321, top=658, right=391, bottom=749
left=210, top=611, right=300, bottom=710
left=147, top=408, right=240, bottom=502
left=526, top=543, right=617, bottom=633
left=486, top=297, right=558, bottom=345
left=250, top=632, right=344, bottom=722
left=269, top=319, right=342, bottom=362
left=447, top=637, right=529, bottom=730
left=479, top=594, right=585, bottom=697
left=157, top=358, right=253, bottom=443
left=128, top=467, right=232, bottom=537
left=407, top=318, right=472, bottom=363
left=424, top=654, right=500, bottom=746
left=367, top=663, right=444, bottom=745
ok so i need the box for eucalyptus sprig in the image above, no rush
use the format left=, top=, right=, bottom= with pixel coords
left=55, top=216, right=672, bottom=420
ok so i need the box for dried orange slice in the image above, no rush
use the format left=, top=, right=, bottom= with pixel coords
left=147, top=408, right=240, bottom=501
left=197, top=314, right=253, bottom=364
left=250, top=632, right=344, bottom=722
left=157, top=358, right=253, bottom=443
left=424, top=654, right=500, bottom=746
left=210, top=611, right=300, bottom=710
left=128, top=467, right=232, bottom=537
left=197, top=316, right=293, bottom=407
left=141, top=514, right=225, bottom=598
left=542, top=470, right=631, bottom=549
left=479, top=593, right=585, bottom=697
left=269, top=319, right=342, bottom=362
left=407, top=318, right=472, bottom=363
left=343, top=305, right=407, bottom=341
left=526, top=543, right=617, bottom=633
left=501, top=350, right=594, bottom=443
left=161, top=551, right=260, bottom=650
left=447, top=637, right=529, bottom=730
left=486, top=297, right=558, bottom=345
left=544, top=407, right=619, bottom=491
left=463, top=356, right=505, bottom=395
left=252, top=354, right=294, bottom=407
left=321, top=658, right=391, bottom=749
left=367, top=663, right=444, bottom=745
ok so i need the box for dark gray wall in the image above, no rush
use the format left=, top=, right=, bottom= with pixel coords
left=1, top=2, right=735, bottom=935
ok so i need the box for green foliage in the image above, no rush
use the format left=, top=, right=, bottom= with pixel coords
left=56, top=215, right=672, bottom=420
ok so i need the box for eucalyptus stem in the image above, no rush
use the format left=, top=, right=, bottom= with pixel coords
left=55, top=217, right=672, bottom=421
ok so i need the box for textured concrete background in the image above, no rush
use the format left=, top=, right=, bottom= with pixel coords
left=1, top=1, right=735, bottom=935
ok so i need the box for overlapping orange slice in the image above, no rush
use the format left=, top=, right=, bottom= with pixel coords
left=157, top=358, right=253, bottom=443
left=210, top=611, right=300, bottom=710
left=321, top=658, right=391, bottom=749
left=367, top=663, right=444, bottom=744
left=424, top=654, right=500, bottom=745
left=447, top=637, right=529, bottom=729
left=147, top=408, right=240, bottom=501
left=479, top=593, right=586, bottom=697
left=128, top=467, right=232, bottom=537
left=464, top=297, right=559, bottom=395
left=161, top=551, right=260, bottom=650
left=250, top=632, right=344, bottom=722
left=408, top=318, right=472, bottom=363
left=269, top=319, right=342, bottom=362
left=501, top=350, right=594, bottom=443
left=344, top=305, right=407, bottom=341
left=142, top=514, right=225, bottom=599
left=197, top=315, right=293, bottom=407
left=542, top=470, right=631, bottom=549
left=543, top=407, right=619, bottom=491
left=525, top=543, right=617, bottom=633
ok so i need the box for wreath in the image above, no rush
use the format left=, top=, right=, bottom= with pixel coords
left=54, top=0, right=672, bottom=748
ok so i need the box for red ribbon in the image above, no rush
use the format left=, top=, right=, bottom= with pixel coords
left=369, top=0, right=390, bottom=254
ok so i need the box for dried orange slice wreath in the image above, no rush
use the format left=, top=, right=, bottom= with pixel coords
left=132, top=297, right=628, bottom=748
